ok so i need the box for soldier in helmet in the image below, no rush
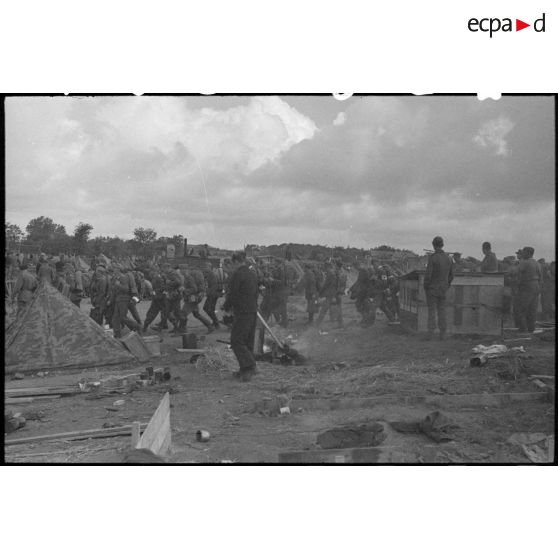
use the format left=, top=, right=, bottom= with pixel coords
left=107, top=264, right=141, bottom=338
left=144, top=264, right=171, bottom=332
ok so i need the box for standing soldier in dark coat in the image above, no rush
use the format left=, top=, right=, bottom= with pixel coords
left=423, top=236, right=454, bottom=340
left=222, top=251, right=259, bottom=382
left=349, top=263, right=374, bottom=326
left=12, top=264, right=38, bottom=316
left=538, top=258, right=554, bottom=321
left=517, top=246, right=542, bottom=333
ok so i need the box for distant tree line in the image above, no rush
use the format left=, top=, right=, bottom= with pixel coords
left=6, top=218, right=418, bottom=261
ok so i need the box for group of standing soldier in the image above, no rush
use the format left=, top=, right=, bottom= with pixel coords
left=423, top=237, right=555, bottom=340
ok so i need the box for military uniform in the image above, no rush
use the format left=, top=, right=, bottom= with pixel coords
left=108, top=269, right=140, bottom=338
left=539, top=262, right=554, bottom=321
left=315, top=265, right=346, bottom=329
left=13, top=268, right=38, bottom=316
left=517, top=256, right=542, bottom=333
left=65, top=267, right=84, bottom=307
left=270, top=263, right=289, bottom=328
left=89, top=268, right=109, bottom=325
left=350, top=268, right=375, bottom=325
left=424, top=249, right=454, bottom=337
left=143, top=270, right=170, bottom=331
left=480, top=251, right=499, bottom=273
left=37, top=260, right=56, bottom=284
left=166, top=269, right=185, bottom=332
left=180, top=268, right=213, bottom=332
left=223, top=262, right=259, bottom=377
left=203, top=268, right=222, bottom=328
left=125, top=270, right=142, bottom=326
left=303, top=267, right=320, bottom=324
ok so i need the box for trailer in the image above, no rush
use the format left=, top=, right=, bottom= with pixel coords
left=398, top=270, right=505, bottom=336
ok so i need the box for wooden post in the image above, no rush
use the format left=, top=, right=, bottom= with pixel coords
left=131, top=421, right=142, bottom=449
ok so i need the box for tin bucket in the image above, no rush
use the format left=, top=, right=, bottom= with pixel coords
left=182, top=333, right=197, bottom=349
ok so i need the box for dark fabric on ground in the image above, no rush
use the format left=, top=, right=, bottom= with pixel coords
left=390, top=411, right=458, bottom=443
left=317, top=422, right=386, bottom=449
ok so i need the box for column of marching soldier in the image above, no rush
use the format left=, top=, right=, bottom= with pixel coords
left=7, top=244, right=556, bottom=379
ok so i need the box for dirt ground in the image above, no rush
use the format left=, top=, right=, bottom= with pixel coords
left=4, top=295, right=555, bottom=464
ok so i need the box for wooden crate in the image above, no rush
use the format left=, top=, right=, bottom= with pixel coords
left=399, top=270, right=504, bottom=335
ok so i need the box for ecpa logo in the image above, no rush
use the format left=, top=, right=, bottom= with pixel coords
left=468, top=13, right=546, bottom=37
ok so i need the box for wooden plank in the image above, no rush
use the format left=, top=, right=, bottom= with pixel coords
left=5, top=386, right=79, bottom=397
left=136, top=393, right=171, bottom=456
left=291, top=391, right=550, bottom=412
left=5, top=423, right=148, bottom=446
left=279, top=447, right=384, bottom=464
left=5, top=395, right=62, bottom=404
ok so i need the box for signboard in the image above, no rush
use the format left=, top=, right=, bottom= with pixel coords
left=166, top=244, right=175, bottom=259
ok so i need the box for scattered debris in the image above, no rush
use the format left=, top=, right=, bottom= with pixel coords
left=196, top=429, right=211, bottom=442
left=507, top=432, right=554, bottom=462
left=470, top=344, right=525, bottom=367
left=5, top=411, right=26, bottom=433
left=253, top=394, right=291, bottom=417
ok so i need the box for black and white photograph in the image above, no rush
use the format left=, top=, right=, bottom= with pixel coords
left=3, top=94, right=555, bottom=464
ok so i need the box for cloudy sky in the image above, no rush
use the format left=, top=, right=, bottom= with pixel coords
left=5, top=95, right=555, bottom=259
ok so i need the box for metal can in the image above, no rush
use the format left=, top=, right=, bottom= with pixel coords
left=196, top=429, right=211, bottom=442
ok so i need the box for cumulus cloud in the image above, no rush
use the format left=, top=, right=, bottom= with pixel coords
left=5, top=95, right=555, bottom=260
left=333, top=112, right=346, bottom=126
left=473, top=116, right=515, bottom=156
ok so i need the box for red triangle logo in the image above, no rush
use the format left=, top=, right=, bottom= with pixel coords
left=516, top=19, right=530, bottom=31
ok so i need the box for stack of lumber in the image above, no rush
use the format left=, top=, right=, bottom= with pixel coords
left=5, top=384, right=80, bottom=404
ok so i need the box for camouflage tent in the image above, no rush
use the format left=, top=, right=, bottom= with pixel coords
left=5, top=282, right=134, bottom=374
